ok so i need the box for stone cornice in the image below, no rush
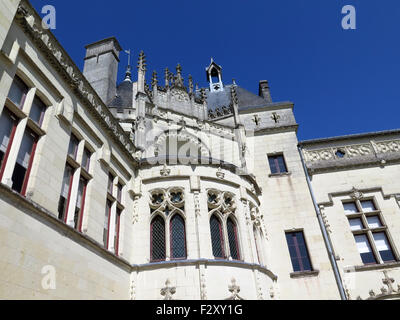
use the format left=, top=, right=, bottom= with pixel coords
left=301, top=138, right=400, bottom=174
left=15, top=0, right=139, bottom=164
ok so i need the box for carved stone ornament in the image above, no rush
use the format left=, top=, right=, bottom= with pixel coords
left=15, top=2, right=137, bottom=157
left=358, top=271, right=400, bottom=300
left=160, top=164, right=171, bottom=177
left=225, top=278, right=244, bottom=300
left=207, top=189, right=236, bottom=215
left=149, top=187, right=185, bottom=218
left=350, top=187, right=364, bottom=200
left=216, top=167, right=225, bottom=180
left=160, top=279, right=176, bottom=300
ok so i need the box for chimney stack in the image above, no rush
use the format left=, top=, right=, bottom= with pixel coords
left=259, top=80, right=272, bottom=103
left=83, top=37, right=122, bottom=105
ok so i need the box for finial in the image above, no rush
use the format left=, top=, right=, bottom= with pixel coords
left=164, top=67, right=169, bottom=87
left=188, top=75, right=193, bottom=94
left=152, top=71, right=158, bottom=88
left=175, top=63, right=184, bottom=88
left=200, top=88, right=207, bottom=103
left=124, top=65, right=132, bottom=82
left=232, top=78, right=236, bottom=85
left=125, top=49, right=132, bottom=66
left=137, top=51, right=146, bottom=72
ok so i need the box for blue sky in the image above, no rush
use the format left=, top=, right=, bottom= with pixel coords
left=30, top=0, right=400, bottom=141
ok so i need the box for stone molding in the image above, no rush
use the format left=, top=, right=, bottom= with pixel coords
left=15, top=1, right=138, bottom=162
left=301, top=138, right=400, bottom=173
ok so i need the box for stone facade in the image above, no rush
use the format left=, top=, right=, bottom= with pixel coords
left=0, top=0, right=399, bottom=300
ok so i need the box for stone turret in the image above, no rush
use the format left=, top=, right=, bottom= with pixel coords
left=83, top=37, right=122, bottom=105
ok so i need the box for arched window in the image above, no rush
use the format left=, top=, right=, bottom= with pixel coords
left=227, top=217, right=240, bottom=260
left=170, top=214, right=186, bottom=259
left=210, top=215, right=225, bottom=259
left=151, top=215, right=166, bottom=262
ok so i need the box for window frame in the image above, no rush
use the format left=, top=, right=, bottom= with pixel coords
left=285, top=230, right=313, bottom=273
left=0, top=111, right=18, bottom=181
left=343, top=198, right=398, bottom=265
left=150, top=215, right=167, bottom=262
left=268, top=154, right=288, bottom=175
left=169, top=213, right=187, bottom=260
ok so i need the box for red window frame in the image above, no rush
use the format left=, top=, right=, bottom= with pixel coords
left=75, top=176, right=88, bottom=232
left=0, top=113, right=18, bottom=181
left=169, top=214, right=187, bottom=260
left=114, top=208, right=121, bottom=256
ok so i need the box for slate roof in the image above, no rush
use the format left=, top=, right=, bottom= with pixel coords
left=204, top=84, right=269, bottom=112
left=109, top=80, right=133, bottom=110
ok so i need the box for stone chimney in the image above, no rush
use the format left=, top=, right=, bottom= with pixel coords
left=83, top=37, right=122, bottom=105
left=259, top=80, right=272, bottom=103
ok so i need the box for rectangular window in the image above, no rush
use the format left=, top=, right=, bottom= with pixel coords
left=68, top=134, right=79, bottom=160
left=285, top=231, right=312, bottom=272
left=0, top=111, right=17, bottom=178
left=7, top=76, right=28, bottom=108
left=103, top=200, right=112, bottom=248
left=373, top=232, right=395, bottom=263
left=268, top=155, right=288, bottom=174
left=73, top=176, right=87, bottom=231
left=360, top=200, right=376, bottom=212
left=81, top=148, right=91, bottom=172
left=29, top=96, right=46, bottom=126
left=355, top=234, right=377, bottom=265
left=58, top=164, right=74, bottom=221
left=114, top=208, right=121, bottom=256
left=11, top=129, right=38, bottom=195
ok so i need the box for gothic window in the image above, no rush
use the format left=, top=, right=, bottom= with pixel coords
left=268, top=154, right=288, bottom=174
left=285, top=231, right=313, bottom=272
left=207, top=189, right=240, bottom=260
left=343, top=199, right=397, bottom=265
left=210, top=215, right=225, bottom=259
left=170, top=214, right=186, bottom=259
left=151, top=215, right=166, bottom=262
left=227, top=217, right=240, bottom=260
left=149, top=187, right=186, bottom=262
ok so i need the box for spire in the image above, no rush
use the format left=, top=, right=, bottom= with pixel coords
left=188, top=75, right=194, bottom=94
left=164, top=67, right=170, bottom=88
left=175, top=63, right=184, bottom=88
left=152, top=71, right=158, bottom=88
left=137, top=51, right=146, bottom=72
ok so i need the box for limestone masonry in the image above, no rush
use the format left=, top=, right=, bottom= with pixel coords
left=0, top=0, right=399, bottom=300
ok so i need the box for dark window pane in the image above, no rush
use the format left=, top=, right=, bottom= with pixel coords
left=82, top=148, right=91, bottom=172
left=210, top=215, right=224, bottom=258
left=11, top=130, right=36, bottom=193
left=117, top=183, right=122, bottom=203
left=277, top=156, right=288, bottom=173
left=227, top=218, right=240, bottom=260
left=373, top=233, right=396, bottom=263
left=343, top=202, right=358, bottom=213
left=68, top=135, right=79, bottom=159
left=108, top=173, right=114, bottom=194
left=151, top=216, right=166, bottom=261
left=268, top=157, right=278, bottom=174
left=30, top=97, right=46, bottom=126
left=74, top=177, right=87, bottom=230
left=170, top=214, right=186, bottom=259
left=286, top=232, right=312, bottom=272
left=114, top=208, right=121, bottom=255
left=360, top=200, right=376, bottom=212
left=8, top=76, right=28, bottom=108
left=355, top=234, right=376, bottom=265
